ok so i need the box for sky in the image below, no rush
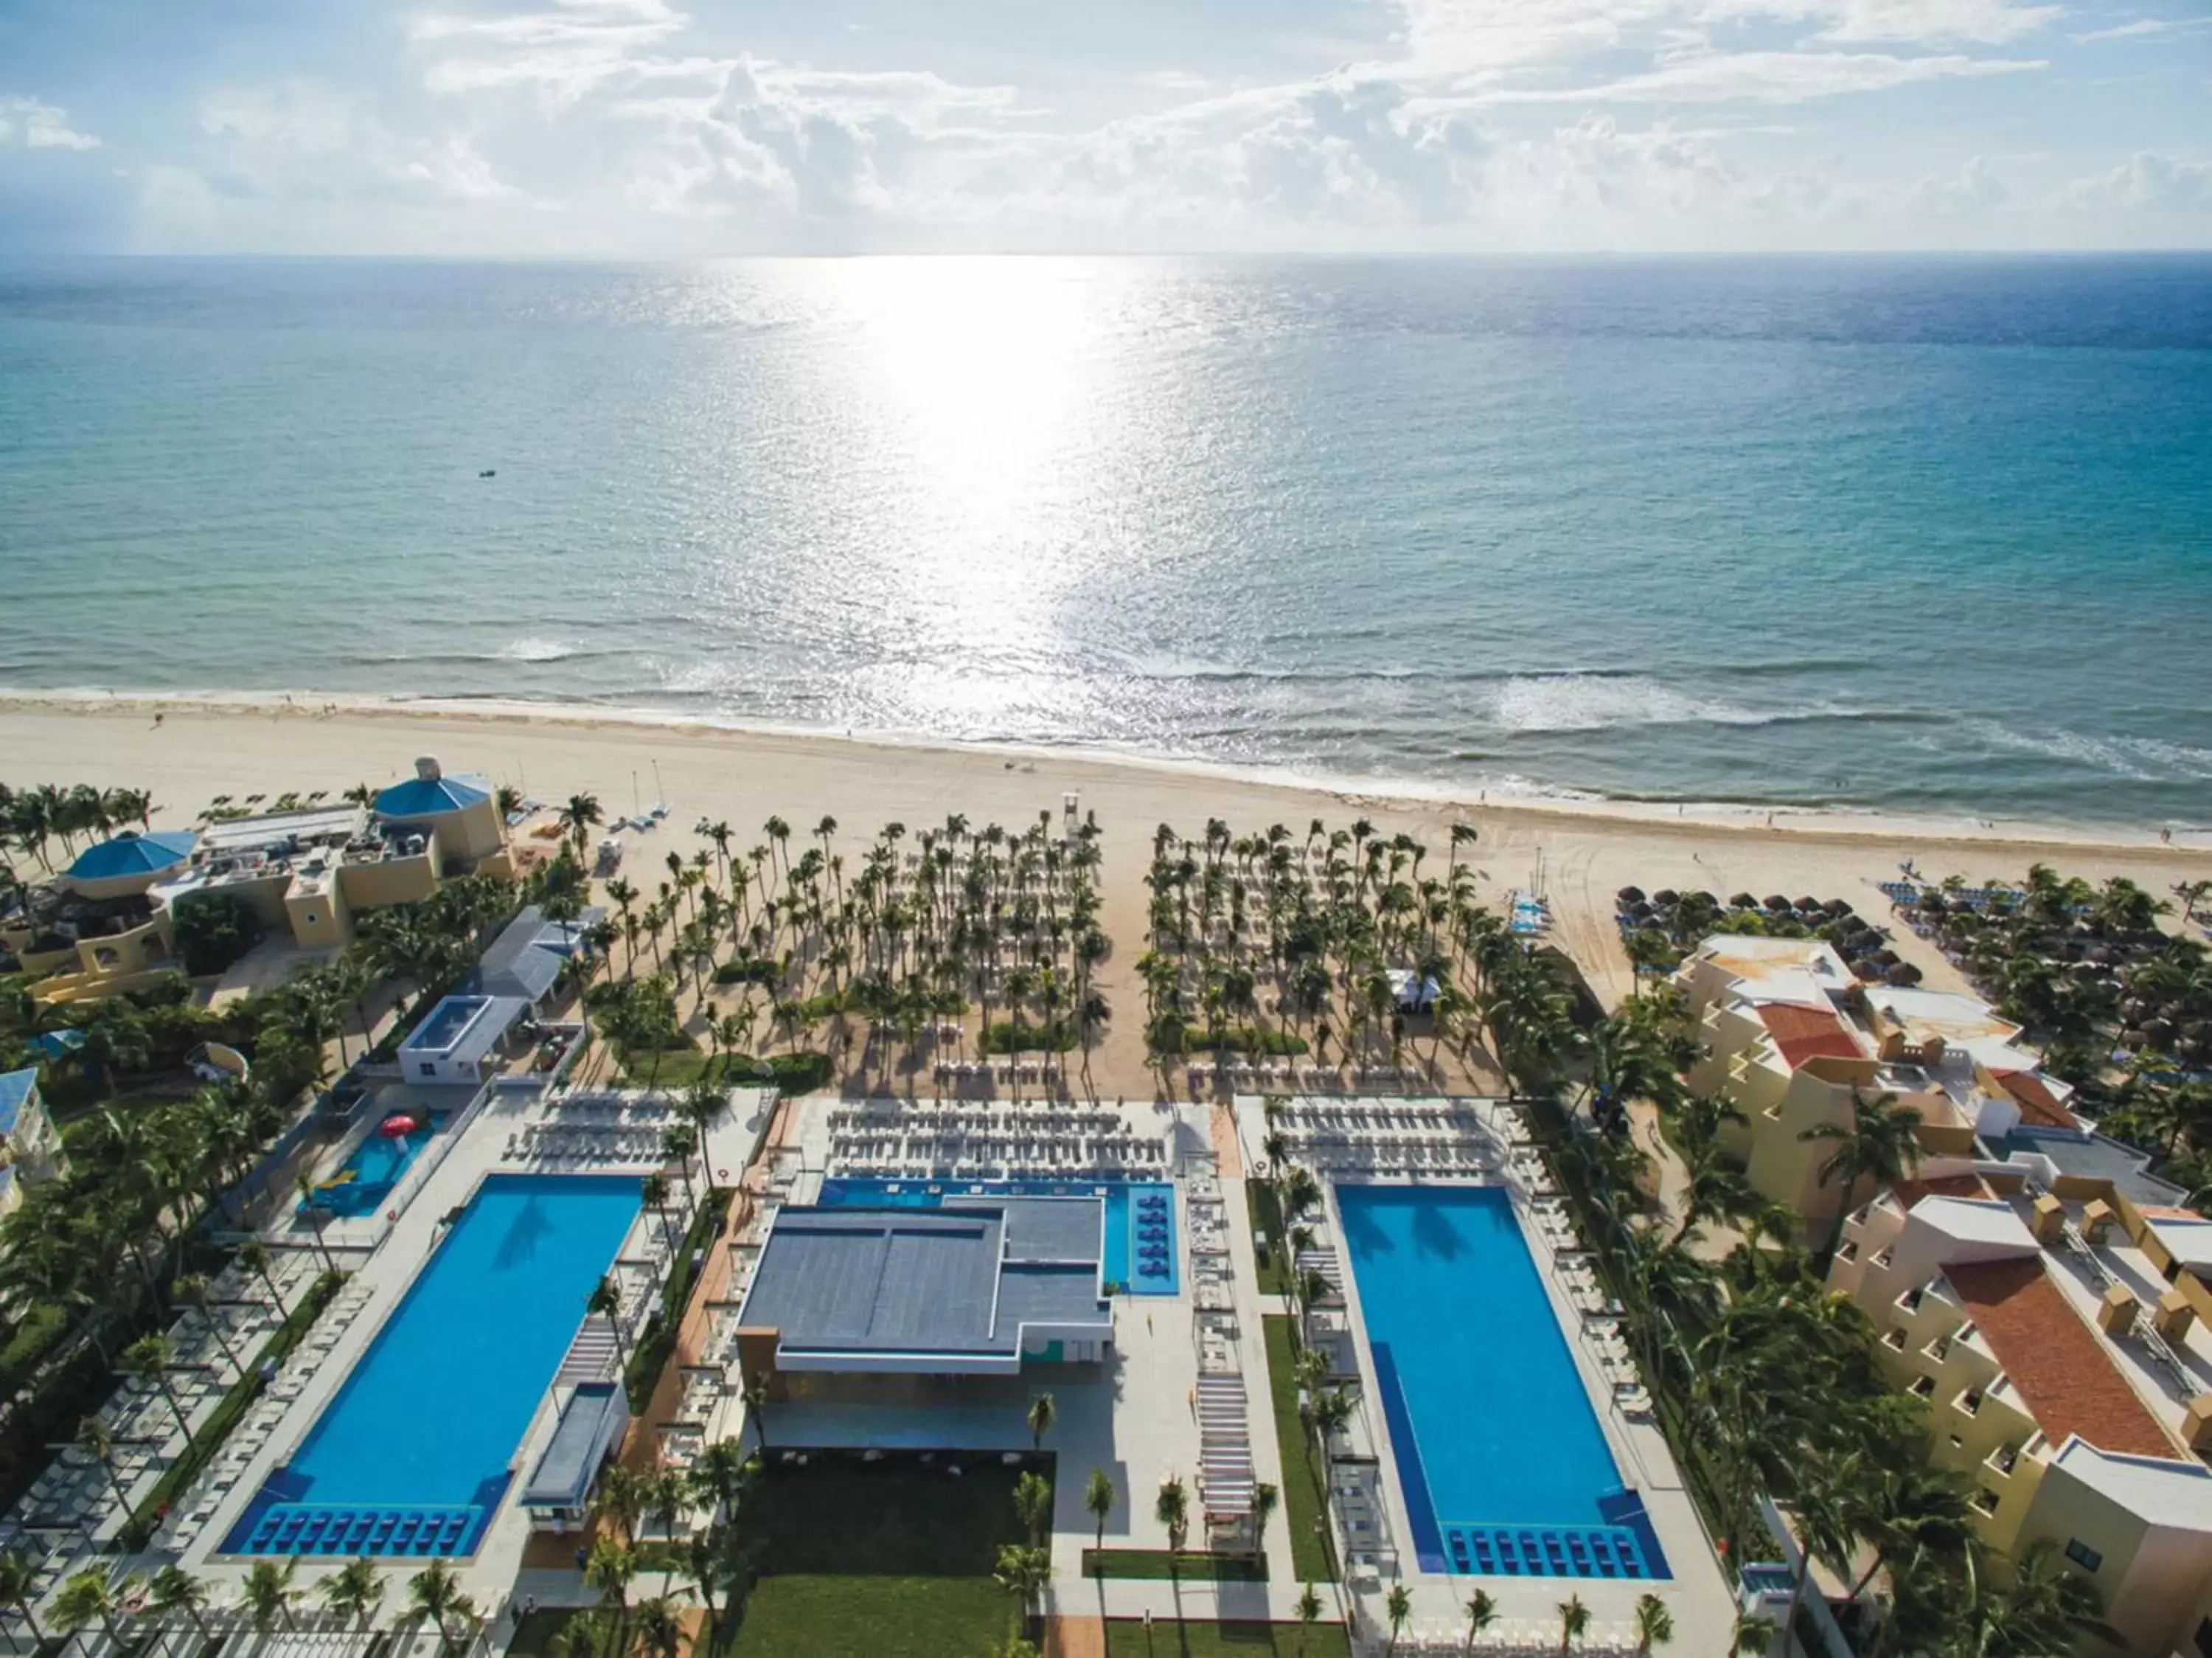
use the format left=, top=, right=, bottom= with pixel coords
left=1, top=0, right=2208, bottom=254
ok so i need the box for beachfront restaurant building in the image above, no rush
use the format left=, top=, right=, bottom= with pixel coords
left=731, top=1198, right=1115, bottom=1392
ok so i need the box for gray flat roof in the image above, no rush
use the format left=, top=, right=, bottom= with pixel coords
left=739, top=1199, right=1107, bottom=1360
left=1982, top=1125, right=2186, bottom=1207
left=522, top=1382, right=624, bottom=1507
left=467, top=904, right=608, bottom=1003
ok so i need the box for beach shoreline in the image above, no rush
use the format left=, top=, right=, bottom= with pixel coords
left=4, top=687, right=2205, bottom=856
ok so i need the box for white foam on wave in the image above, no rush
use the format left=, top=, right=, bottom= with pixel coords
left=1485, top=674, right=1796, bottom=734
left=496, top=637, right=585, bottom=663
left=1965, top=719, right=2212, bottom=783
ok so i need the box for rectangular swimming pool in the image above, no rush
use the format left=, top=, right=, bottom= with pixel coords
left=815, top=1176, right=1178, bottom=1295
left=1338, top=1184, right=1668, bottom=1581
left=226, top=1174, right=641, bottom=1557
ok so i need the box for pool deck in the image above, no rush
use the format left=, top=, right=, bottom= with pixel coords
left=1229, top=1095, right=1738, bottom=1645
left=162, top=1078, right=772, bottom=1607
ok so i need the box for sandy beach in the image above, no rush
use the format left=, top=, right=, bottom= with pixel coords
left=7, top=694, right=2207, bottom=1095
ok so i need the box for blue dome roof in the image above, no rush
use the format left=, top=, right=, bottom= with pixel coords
left=65, top=829, right=199, bottom=881
left=374, top=774, right=490, bottom=818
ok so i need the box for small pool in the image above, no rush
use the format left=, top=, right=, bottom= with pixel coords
left=227, top=1174, right=641, bottom=1557
left=1339, top=1184, right=1667, bottom=1581
left=302, top=1115, right=444, bottom=1218
left=815, top=1176, right=1179, bottom=1296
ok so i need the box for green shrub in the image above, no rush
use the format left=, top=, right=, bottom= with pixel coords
left=766, top=1051, right=833, bottom=1092
left=712, top=959, right=780, bottom=987
left=171, top=893, right=264, bottom=977
left=980, top=1019, right=1076, bottom=1055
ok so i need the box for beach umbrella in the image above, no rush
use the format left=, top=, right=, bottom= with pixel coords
left=378, top=1113, right=420, bottom=1139
left=1824, top=898, right=1854, bottom=916
left=1651, top=889, right=1679, bottom=907
left=1795, top=895, right=1822, bottom=913
left=1616, top=886, right=1644, bottom=904
left=1762, top=894, right=1790, bottom=912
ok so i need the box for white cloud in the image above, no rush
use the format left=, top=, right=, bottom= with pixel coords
left=1915, top=153, right=2011, bottom=212
left=192, top=80, right=512, bottom=202
left=412, top=0, right=690, bottom=100
left=2067, top=15, right=2210, bottom=41
left=1483, top=47, right=2045, bottom=102
left=2066, top=149, right=2212, bottom=209
left=0, top=94, right=100, bottom=150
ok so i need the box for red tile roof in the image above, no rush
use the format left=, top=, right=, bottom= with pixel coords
left=1990, top=1070, right=2081, bottom=1131
left=1756, top=1002, right=1863, bottom=1070
left=1946, top=1258, right=2175, bottom=1459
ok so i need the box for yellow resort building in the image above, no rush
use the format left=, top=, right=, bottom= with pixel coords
left=1830, top=1172, right=2212, bottom=1653
left=9, top=757, right=514, bottom=1006
left=1675, top=935, right=2077, bottom=1241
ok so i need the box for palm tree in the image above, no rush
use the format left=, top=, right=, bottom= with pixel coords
left=741, top=1368, right=773, bottom=1451
left=588, top=1274, right=630, bottom=1371
left=560, top=792, right=605, bottom=855
left=1154, top=1474, right=1189, bottom=1554
left=1012, top=1470, right=1053, bottom=1546
left=0, top=1553, right=46, bottom=1645
left=294, top=1176, right=339, bottom=1274
left=147, top=1564, right=212, bottom=1641
left=1248, top=1480, right=1278, bottom=1559
left=1556, top=1593, right=1589, bottom=1658
left=237, top=1236, right=290, bottom=1316
left=174, top=1271, right=247, bottom=1378
left=123, top=1332, right=191, bottom=1440
left=76, top=1415, right=131, bottom=1513
left=641, top=1172, right=678, bottom=1254
left=690, top=1437, right=754, bottom=1524
left=52, top=1569, right=135, bottom=1648
left=1632, top=1593, right=1672, bottom=1657
left=992, top=1543, right=1052, bottom=1637
left=1799, top=1087, right=1924, bottom=1255
left=1296, top=1582, right=1324, bottom=1656
left=1464, top=1588, right=1498, bottom=1656
left=323, top=1556, right=385, bottom=1630
left=1083, top=1468, right=1115, bottom=1563
left=1385, top=1584, right=1413, bottom=1657
left=246, top=1558, right=300, bottom=1631
left=408, top=1558, right=476, bottom=1654
left=630, top=1594, right=685, bottom=1658
left=1026, top=1390, right=1056, bottom=1450
left=1726, top=1614, right=1775, bottom=1658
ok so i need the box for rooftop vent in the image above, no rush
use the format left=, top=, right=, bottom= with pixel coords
left=415, top=755, right=442, bottom=782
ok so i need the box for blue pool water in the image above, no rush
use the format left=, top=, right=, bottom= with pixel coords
left=1338, top=1184, right=1666, bottom=1581
left=227, top=1174, right=641, bottom=1557
left=302, top=1116, right=442, bottom=1218
left=815, top=1176, right=1178, bottom=1296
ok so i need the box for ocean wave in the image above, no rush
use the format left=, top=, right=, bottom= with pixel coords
left=1966, top=719, right=2212, bottom=783
left=1481, top=674, right=1891, bottom=735
left=496, top=637, right=591, bottom=664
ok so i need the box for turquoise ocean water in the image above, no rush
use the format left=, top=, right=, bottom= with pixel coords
left=2, top=255, right=2208, bottom=828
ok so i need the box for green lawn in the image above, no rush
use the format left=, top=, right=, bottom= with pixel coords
left=1102, top=1619, right=1350, bottom=1657
left=1079, top=1549, right=1267, bottom=1581
left=1247, top=1182, right=1286, bottom=1295
left=728, top=1575, right=1013, bottom=1658
left=1259, top=1317, right=1337, bottom=1584
left=750, top=1451, right=1048, bottom=1575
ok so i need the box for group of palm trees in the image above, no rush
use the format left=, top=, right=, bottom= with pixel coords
left=554, top=797, right=1114, bottom=1095
left=0, top=783, right=159, bottom=875
left=563, top=1437, right=767, bottom=1657
left=13, top=1550, right=483, bottom=1653
left=1905, top=864, right=2212, bottom=1205
left=1139, top=816, right=1578, bottom=1090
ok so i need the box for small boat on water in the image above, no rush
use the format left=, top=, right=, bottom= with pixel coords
left=479, top=468, right=496, bottom=478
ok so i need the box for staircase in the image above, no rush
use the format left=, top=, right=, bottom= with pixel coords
left=1195, top=1373, right=1256, bottom=1519
left=555, top=1314, right=622, bottom=1386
